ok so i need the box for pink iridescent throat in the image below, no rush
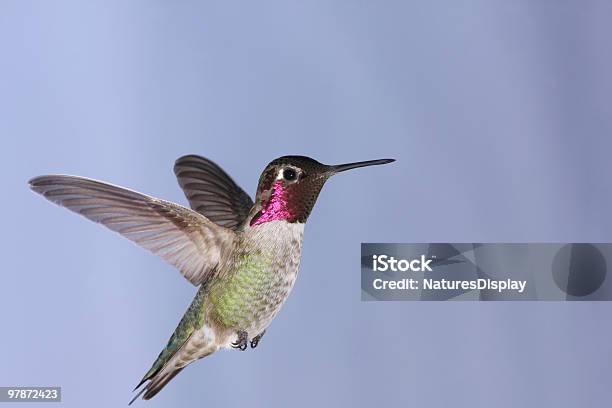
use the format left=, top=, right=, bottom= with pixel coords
left=250, top=181, right=298, bottom=226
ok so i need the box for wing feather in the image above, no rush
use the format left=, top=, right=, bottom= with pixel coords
left=173, top=155, right=253, bottom=230
left=29, top=175, right=235, bottom=286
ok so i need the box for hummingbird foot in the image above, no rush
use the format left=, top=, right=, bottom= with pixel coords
left=231, top=331, right=248, bottom=351
left=250, top=330, right=265, bottom=349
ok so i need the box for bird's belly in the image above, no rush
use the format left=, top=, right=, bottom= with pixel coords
left=209, top=255, right=300, bottom=337
left=246, top=269, right=299, bottom=336
left=208, top=220, right=304, bottom=345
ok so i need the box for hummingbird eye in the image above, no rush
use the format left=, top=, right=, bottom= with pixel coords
left=282, top=168, right=297, bottom=181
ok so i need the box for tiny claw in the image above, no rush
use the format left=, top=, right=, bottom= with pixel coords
left=231, top=340, right=247, bottom=351
left=231, top=331, right=248, bottom=351
left=250, top=330, right=265, bottom=349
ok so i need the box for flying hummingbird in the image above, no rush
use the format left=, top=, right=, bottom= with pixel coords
left=29, top=155, right=394, bottom=403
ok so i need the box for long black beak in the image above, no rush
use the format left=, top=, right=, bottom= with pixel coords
left=329, top=158, right=395, bottom=174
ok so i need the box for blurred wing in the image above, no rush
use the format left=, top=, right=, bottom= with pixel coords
left=174, top=155, right=254, bottom=230
left=29, top=175, right=235, bottom=286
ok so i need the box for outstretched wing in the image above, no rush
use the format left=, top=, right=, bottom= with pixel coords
left=29, top=175, right=235, bottom=286
left=173, top=155, right=254, bottom=230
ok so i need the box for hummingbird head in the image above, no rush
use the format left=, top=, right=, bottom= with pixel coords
left=248, top=155, right=395, bottom=226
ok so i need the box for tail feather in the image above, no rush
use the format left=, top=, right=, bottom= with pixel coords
left=128, top=387, right=147, bottom=406
left=143, top=367, right=185, bottom=400
left=129, top=367, right=185, bottom=405
left=127, top=326, right=219, bottom=404
left=128, top=285, right=214, bottom=404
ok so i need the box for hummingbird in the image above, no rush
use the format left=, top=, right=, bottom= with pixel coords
left=29, top=154, right=394, bottom=403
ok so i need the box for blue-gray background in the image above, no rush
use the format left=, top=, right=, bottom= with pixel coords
left=1, top=1, right=611, bottom=407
